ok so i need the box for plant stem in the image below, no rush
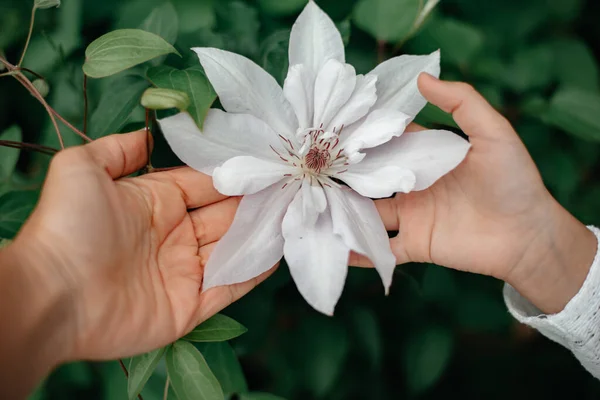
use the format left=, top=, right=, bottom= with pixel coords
left=377, top=40, right=387, bottom=64
left=0, top=140, right=58, bottom=156
left=163, top=377, right=170, bottom=400
left=83, top=74, right=88, bottom=137
left=118, top=359, right=144, bottom=400
left=144, top=108, right=154, bottom=173
left=18, top=6, right=37, bottom=67
left=18, top=67, right=45, bottom=81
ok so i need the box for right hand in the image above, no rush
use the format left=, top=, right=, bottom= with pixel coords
left=352, top=73, right=597, bottom=314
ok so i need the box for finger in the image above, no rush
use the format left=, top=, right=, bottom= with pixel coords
left=405, top=122, right=426, bottom=133
left=348, top=251, right=373, bottom=268
left=84, top=130, right=149, bottom=179
left=189, top=197, right=240, bottom=246
left=417, top=73, right=515, bottom=140
left=157, top=167, right=227, bottom=209
left=374, top=197, right=400, bottom=231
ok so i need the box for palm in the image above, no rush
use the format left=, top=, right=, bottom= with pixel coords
left=26, top=132, right=273, bottom=360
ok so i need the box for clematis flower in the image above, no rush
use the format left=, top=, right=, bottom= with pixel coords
left=159, top=0, right=470, bottom=315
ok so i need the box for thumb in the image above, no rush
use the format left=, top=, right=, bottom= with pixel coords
left=417, top=73, right=517, bottom=141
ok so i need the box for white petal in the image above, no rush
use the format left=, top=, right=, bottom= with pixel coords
left=283, top=64, right=314, bottom=130
left=289, top=0, right=345, bottom=75
left=213, top=156, right=297, bottom=196
left=355, top=129, right=471, bottom=191
left=282, top=190, right=349, bottom=315
left=159, top=111, right=287, bottom=175
left=193, top=47, right=298, bottom=136
left=340, top=166, right=416, bottom=198
left=313, top=59, right=356, bottom=128
left=341, top=108, right=411, bottom=155
left=202, top=180, right=300, bottom=290
left=369, top=50, right=440, bottom=119
left=328, top=74, right=378, bottom=131
left=301, top=178, right=327, bottom=227
left=325, top=186, right=396, bottom=293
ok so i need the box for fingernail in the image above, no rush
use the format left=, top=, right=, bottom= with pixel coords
left=420, top=72, right=439, bottom=81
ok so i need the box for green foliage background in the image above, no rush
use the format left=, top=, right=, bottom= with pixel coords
left=1, top=0, right=600, bottom=398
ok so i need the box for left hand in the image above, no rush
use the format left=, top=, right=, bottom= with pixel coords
left=11, top=130, right=275, bottom=362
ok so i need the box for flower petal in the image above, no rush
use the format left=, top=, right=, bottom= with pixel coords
left=193, top=47, right=297, bottom=136
left=313, top=59, right=356, bottom=129
left=159, top=110, right=287, bottom=175
left=328, top=74, right=378, bottom=131
left=369, top=50, right=440, bottom=119
left=282, top=190, right=349, bottom=315
left=341, top=108, right=411, bottom=155
left=202, top=180, right=300, bottom=290
left=354, top=129, right=471, bottom=191
left=213, top=156, right=297, bottom=196
left=339, top=166, right=416, bottom=198
left=289, top=0, right=345, bottom=75
left=300, top=178, right=327, bottom=227
left=283, top=64, right=314, bottom=130
left=325, top=186, right=396, bottom=293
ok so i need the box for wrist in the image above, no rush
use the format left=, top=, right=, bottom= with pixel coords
left=506, top=201, right=597, bottom=314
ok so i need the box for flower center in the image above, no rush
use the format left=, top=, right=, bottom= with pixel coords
left=305, top=146, right=330, bottom=173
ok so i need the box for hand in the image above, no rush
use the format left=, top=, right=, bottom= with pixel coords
left=352, top=74, right=597, bottom=315
left=10, top=130, right=275, bottom=362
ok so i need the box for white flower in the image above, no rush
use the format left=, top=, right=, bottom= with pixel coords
left=159, top=0, right=470, bottom=315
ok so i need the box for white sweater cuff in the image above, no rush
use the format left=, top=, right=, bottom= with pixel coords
left=504, top=226, right=600, bottom=377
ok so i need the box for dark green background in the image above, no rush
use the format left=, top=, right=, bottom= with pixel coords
left=1, top=0, right=599, bottom=398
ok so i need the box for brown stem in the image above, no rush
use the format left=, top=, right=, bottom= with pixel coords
left=377, top=40, right=387, bottom=64
left=163, top=377, right=170, bottom=400
left=83, top=74, right=88, bottom=137
left=18, top=67, right=45, bottom=81
left=0, top=140, right=58, bottom=156
left=144, top=108, right=154, bottom=173
left=118, top=359, right=144, bottom=400
left=18, top=6, right=36, bottom=67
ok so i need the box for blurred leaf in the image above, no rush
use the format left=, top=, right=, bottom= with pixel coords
left=196, top=342, right=248, bottom=395
left=336, top=20, right=351, bottom=46
left=83, top=29, right=180, bottom=78
left=258, top=0, right=307, bottom=16
left=403, top=326, right=454, bottom=394
left=128, top=347, right=167, bottom=400
left=505, top=45, right=555, bottom=93
left=552, top=38, right=599, bottom=91
left=353, top=0, right=421, bottom=42
left=350, top=307, right=383, bottom=370
left=216, top=1, right=261, bottom=58
left=140, top=2, right=179, bottom=45
left=0, top=6, right=22, bottom=50
left=547, top=0, right=584, bottom=22
left=0, top=125, right=22, bottom=181
left=456, top=288, right=510, bottom=331
left=173, top=0, right=216, bottom=33
left=166, top=340, right=224, bottom=400
left=184, top=314, right=248, bottom=342
left=259, top=29, right=290, bottom=85
left=538, top=150, right=580, bottom=203
left=421, top=264, right=458, bottom=304
left=239, top=393, right=287, bottom=400
left=413, top=0, right=440, bottom=31
left=89, top=74, right=149, bottom=139
left=417, top=16, right=484, bottom=67
left=35, top=0, right=61, bottom=9
left=0, top=190, right=38, bottom=239
left=141, top=88, right=190, bottom=111
left=545, top=87, right=600, bottom=142
left=147, top=65, right=216, bottom=129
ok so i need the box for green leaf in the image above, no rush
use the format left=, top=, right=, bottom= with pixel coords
left=258, top=0, right=307, bottom=17
left=128, top=347, right=167, bottom=400
left=552, top=39, right=599, bottom=91
left=34, top=0, right=61, bottom=9
left=140, top=2, right=179, bottom=46
left=0, top=191, right=39, bottom=239
left=336, top=20, right=351, bottom=47
left=239, top=394, right=287, bottom=400
left=0, top=125, right=22, bottom=181
left=215, top=1, right=261, bottom=58
left=196, top=342, right=248, bottom=394
left=166, top=340, right=224, bottom=400
left=353, top=0, right=421, bottom=42
left=350, top=307, right=382, bottom=370
left=174, top=0, right=216, bottom=33
left=545, top=87, right=600, bottom=142
left=259, top=30, right=291, bottom=86
left=147, top=66, right=216, bottom=129
left=505, top=45, right=555, bottom=93
left=403, top=326, right=454, bottom=394
left=83, top=29, right=180, bottom=78
left=89, top=74, right=149, bottom=139
left=184, top=314, right=248, bottom=342
left=141, top=88, right=190, bottom=112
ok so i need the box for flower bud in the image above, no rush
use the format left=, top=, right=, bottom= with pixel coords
left=34, top=0, right=61, bottom=10
left=32, top=79, right=50, bottom=98
left=141, top=88, right=190, bottom=112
